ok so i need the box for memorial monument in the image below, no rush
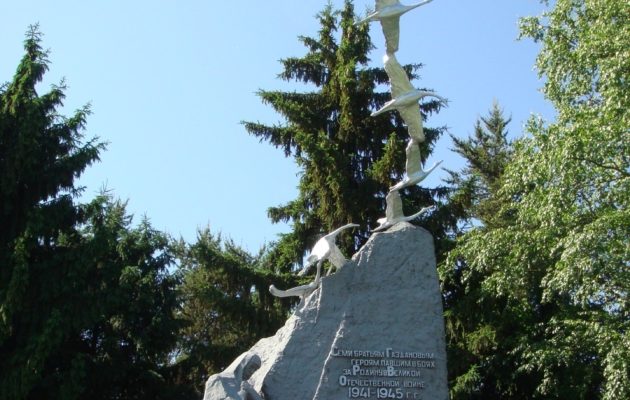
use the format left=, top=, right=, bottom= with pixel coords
left=203, top=1, right=448, bottom=398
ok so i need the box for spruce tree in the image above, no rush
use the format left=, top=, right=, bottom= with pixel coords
left=0, top=26, right=104, bottom=399
left=0, top=25, right=103, bottom=270
left=172, top=231, right=289, bottom=396
left=437, top=103, right=516, bottom=399
left=243, top=0, right=445, bottom=272
left=0, top=28, right=183, bottom=400
left=444, top=101, right=512, bottom=230
left=70, top=195, right=184, bottom=400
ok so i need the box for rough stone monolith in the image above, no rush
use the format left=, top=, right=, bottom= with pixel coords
left=203, top=222, right=448, bottom=400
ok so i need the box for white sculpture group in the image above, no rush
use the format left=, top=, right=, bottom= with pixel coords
left=269, top=0, right=443, bottom=300
left=367, top=1, right=444, bottom=233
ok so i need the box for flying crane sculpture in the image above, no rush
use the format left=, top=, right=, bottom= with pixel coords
left=390, top=141, right=443, bottom=192
left=373, top=54, right=446, bottom=142
left=298, top=223, right=360, bottom=277
left=373, top=191, right=435, bottom=232
left=269, top=0, right=443, bottom=299
left=204, top=3, right=451, bottom=398
left=357, top=0, right=434, bottom=54
left=359, top=0, right=443, bottom=231
left=269, top=223, right=358, bottom=299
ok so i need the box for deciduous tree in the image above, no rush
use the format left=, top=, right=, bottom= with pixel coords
left=443, top=1, right=629, bottom=398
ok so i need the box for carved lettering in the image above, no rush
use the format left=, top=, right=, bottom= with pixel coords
left=332, top=347, right=436, bottom=398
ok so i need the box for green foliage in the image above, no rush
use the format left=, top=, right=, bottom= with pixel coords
left=0, top=25, right=103, bottom=260
left=444, top=101, right=512, bottom=229
left=443, top=1, right=629, bottom=398
left=172, top=231, right=290, bottom=396
left=243, top=0, right=446, bottom=271
left=70, top=195, right=185, bottom=400
left=438, top=103, right=515, bottom=399
left=0, top=25, right=102, bottom=399
left=0, top=27, right=183, bottom=400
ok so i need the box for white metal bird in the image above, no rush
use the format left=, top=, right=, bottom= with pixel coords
left=372, top=89, right=445, bottom=119
left=373, top=190, right=435, bottom=232
left=298, top=223, right=359, bottom=277
left=269, top=223, right=359, bottom=299
left=390, top=139, right=442, bottom=192
left=372, top=56, right=446, bottom=135
left=357, top=0, right=434, bottom=54
left=381, top=54, right=429, bottom=141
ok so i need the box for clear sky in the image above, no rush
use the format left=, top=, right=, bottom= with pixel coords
left=1, top=0, right=555, bottom=252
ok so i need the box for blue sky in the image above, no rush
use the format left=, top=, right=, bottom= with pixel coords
left=1, top=0, right=554, bottom=252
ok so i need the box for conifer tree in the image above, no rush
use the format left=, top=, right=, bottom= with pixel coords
left=0, top=25, right=103, bottom=271
left=444, top=101, right=512, bottom=230
left=172, top=231, right=289, bottom=396
left=0, top=26, right=104, bottom=398
left=243, top=0, right=445, bottom=271
left=437, top=103, right=516, bottom=399
left=0, top=27, right=183, bottom=400
left=69, top=195, right=184, bottom=400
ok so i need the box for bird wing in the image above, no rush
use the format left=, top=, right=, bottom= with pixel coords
left=402, top=205, right=435, bottom=222
left=385, top=190, right=404, bottom=221
left=384, top=54, right=413, bottom=98
left=376, top=0, right=398, bottom=10
left=389, top=178, right=408, bottom=192
left=381, top=17, right=400, bottom=54
left=418, top=91, right=447, bottom=104
left=398, top=105, right=424, bottom=141
left=405, top=140, right=422, bottom=176
left=356, top=12, right=378, bottom=25
left=371, top=98, right=396, bottom=116
left=410, top=0, right=434, bottom=11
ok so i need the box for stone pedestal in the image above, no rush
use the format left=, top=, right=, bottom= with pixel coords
left=203, top=223, right=448, bottom=400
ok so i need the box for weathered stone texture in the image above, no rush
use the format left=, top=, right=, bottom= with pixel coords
left=204, top=223, right=448, bottom=400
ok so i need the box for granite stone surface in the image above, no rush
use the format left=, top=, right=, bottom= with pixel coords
left=203, top=222, right=448, bottom=400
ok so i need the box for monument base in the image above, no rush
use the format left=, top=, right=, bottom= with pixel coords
left=203, top=223, right=448, bottom=400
